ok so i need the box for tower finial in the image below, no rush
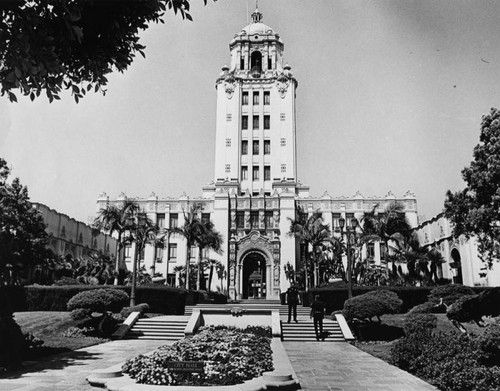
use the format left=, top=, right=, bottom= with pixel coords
left=251, top=4, right=262, bottom=23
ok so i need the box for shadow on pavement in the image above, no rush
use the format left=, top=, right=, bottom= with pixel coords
left=1, top=349, right=103, bottom=379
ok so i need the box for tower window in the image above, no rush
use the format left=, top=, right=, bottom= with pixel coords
left=252, top=166, right=260, bottom=180
left=236, top=212, right=245, bottom=228
left=253, top=115, right=259, bottom=129
left=241, top=166, right=248, bottom=180
left=242, top=115, right=248, bottom=130
left=267, top=58, right=272, bottom=70
left=226, top=113, right=232, bottom=121
left=250, top=211, right=259, bottom=228
left=264, top=115, right=270, bottom=130
left=253, top=140, right=259, bottom=155
left=226, top=138, right=231, bottom=147
left=264, top=91, right=270, bottom=105
left=240, top=57, right=245, bottom=70
left=241, top=140, right=248, bottom=155
left=264, top=166, right=271, bottom=181
left=242, top=91, right=248, bottom=105
left=280, top=113, right=286, bottom=121
left=250, top=51, right=262, bottom=73
left=264, top=140, right=271, bottom=154
left=281, top=164, right=286, bottom=173
left=253, top=92, right=259, bottom=105
left=265, top=211, right=273, bottom=227
left=225, top=164, right=231, bottom=173
left=280, top=138, right=286, bottom=146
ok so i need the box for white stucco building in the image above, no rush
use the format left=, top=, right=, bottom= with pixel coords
left=96, top=9, right=418, bottom=300
left=414, top=213, right=500, bottom=287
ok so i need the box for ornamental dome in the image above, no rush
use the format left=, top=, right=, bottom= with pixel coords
left=242, top=22, right=274, bottom=35
left=241, top=8, right=275, bottom=35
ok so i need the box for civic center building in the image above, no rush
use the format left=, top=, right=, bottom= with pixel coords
left=96, top=9, right=419, bottom=300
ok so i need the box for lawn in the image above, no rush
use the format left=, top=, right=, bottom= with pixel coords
left=353, top=313, right=487, bottom=363
left=13, top=311, right=108, bottom=353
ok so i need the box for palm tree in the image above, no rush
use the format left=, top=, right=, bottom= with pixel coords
left=288, top=205, right=332, bottom=290
left=360, top=202, right=412, bottom=269
left=94, top=200, right=139, bottom=285
left=196, top=220, right=223, bottom=290
left=169, top=205, right=205, bottom=289
left=122, top=211, right=156, bottom=305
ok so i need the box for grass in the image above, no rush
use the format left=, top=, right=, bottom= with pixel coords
left=353, top=313, right=488, bottom=363
left=13, top=311, right=109, bottom=352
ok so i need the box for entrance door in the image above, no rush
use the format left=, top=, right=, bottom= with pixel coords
left=242, top=252, right=266, bottom=299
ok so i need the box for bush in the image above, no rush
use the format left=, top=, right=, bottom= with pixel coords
left=391, top=318, right=500, bottom=391
left=403, top=313, right=437, bottom=335
left=478, top=323, right=500, bottom=366
left=343, top=289, right=402, bottom=322
left=447, top=288, right=500, bottom=325
left=311, top=286, right=432, bottom=314
left=120, top=303, right=150, bottom=319
left=52, top=277, right=83, bottom=286
left=70, top=308, right=91, bottom=321
left=428, top=284, right=475, bottom=306
left=67, top=288, right=129, bottom=314
left=20, top=285, right=187, bottom=314
left=122, top=326, right=273, bottom=386
left=407, top=301, right=440, bottom=316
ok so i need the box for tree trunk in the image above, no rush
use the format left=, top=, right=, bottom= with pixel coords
left=208, top=264, right=214, bottom=292
left=185, top=244, right=190, bottom=289
left=114, top=233, right=121, bottom=285
left=196, top=246, right=202, bottom=291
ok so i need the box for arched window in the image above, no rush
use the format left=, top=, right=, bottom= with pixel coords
left=450, top=248, right=463, bottom=284
left=250, top=51, right=262, bottom=77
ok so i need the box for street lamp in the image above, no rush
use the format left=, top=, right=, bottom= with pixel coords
left=339, top=217, right=358, bottom=299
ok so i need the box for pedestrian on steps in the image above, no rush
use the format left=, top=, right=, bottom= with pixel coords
left=310, top=294, right=326, bottom=341
left=285, top=283, right=301, bottom=323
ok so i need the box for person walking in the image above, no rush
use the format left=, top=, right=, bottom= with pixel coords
left=285, top=283, right=300, bottom=323
left=310, top=294, right=326, bottom=341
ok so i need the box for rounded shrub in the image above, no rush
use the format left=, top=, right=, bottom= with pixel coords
left=120, top=303, right=150, bottom=319
left=70, top=308, right=91, bottom=321
left=67, top=288, right=129, bottom=314
left=342, top=289, right=402, bottom=322
left=428, top=284, right=475, bottom=306
left=407, top=301, right=439, bottom=316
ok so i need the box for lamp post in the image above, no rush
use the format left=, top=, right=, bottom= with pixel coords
left=339, top=217, right=358, bottom=299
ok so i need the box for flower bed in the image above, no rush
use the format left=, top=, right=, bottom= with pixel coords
left=122, top=326, right=273, bottom=386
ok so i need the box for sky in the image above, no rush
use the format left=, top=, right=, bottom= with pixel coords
left=1, top=0, right=500, bottom=224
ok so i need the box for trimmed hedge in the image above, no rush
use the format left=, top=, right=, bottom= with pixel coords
left=6, top=285, right=188, bottom=315
left=310, top=285, right=494, bottom=314
left=343, top=290, right=402, bottom=322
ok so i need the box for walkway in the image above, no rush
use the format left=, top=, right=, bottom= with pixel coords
left=0, top=338, right=438, bottom=391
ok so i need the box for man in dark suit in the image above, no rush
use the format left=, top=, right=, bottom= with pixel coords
left=285, top=283, right=300, bottom=323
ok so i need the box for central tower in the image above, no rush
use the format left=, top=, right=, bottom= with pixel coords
left=213, top=8, right=298, bottom=196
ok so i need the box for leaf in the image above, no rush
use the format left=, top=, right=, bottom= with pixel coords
left=8, top=92, right=17, bottom=102
left=186, top=13, right=192, bottom=22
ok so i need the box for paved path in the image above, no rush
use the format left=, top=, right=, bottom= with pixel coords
left=0, top=339, right=169, bottom=391
left=284, top=341, right=437, bottom=391
left=0, top=338, right=437, bottom=391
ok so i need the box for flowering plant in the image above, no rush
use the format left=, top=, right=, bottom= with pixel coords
left=122, top=326, right=273, bottom=386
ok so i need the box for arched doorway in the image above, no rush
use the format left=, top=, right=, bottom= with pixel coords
left=242, top=252, right=267, bottom=299
left=450, top=248, right=463, bottom=284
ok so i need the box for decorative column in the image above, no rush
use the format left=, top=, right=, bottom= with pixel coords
left=272, top=239, right=281, bottom=298
left=229, top=236, right=237, bottom=300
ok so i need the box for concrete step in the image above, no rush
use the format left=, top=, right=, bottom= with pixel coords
left=281, top=320, right=345, bottom=342
left=125, top=318, right=189, bottom=341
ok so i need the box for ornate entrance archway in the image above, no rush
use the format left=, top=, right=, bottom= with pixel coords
left=228, top=231, right=281, bottom=300
left=242, top=251, right=267, bottom=299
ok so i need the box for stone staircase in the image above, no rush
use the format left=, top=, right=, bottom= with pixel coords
left=124, top=300, right=348, bottom=342
left=124, top=315, right=190, bottom=340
